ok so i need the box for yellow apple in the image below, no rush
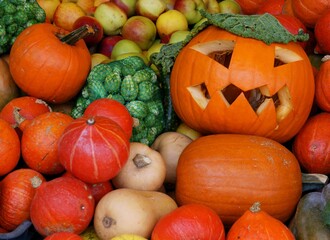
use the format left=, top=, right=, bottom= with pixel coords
left=91, top=53, right=110, bottom=68
left=110, top=39, right=142, bottom=60
left=156, top=9, right=188, bottom=43
left=53, top=2, right=86, bottom=31
left=169, top=30, right=190, bottom=43
left=37, top=0, right=61, bottom=23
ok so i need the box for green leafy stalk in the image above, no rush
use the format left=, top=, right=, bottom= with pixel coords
left=200, top=9, right=309, bottom=45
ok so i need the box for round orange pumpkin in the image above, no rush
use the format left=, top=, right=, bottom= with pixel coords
left=292, top=112, right=330, bottom=174
left=0, top=119, right=21, bottom=176
left=0, top=168, right=46, bottom=231
left=20, top=112, right=73, bottom=175
left=170, top=26, right=315, bottom=143
left=30, top=176, right=95, bottom=237
left=9, top=23, right=91, bottom=104
left=151, top=203, right=225, bottom=240
left=175, top=134, right=302, bottom=227
left=315, top=56, right=330, bottom=112
left=44, top=232, right=83, bottom=240
left=58, top=115, right=130, bottom=183
left=290, top=0, right=330, bottom=28
left=226, top=202, right=295, bottom=239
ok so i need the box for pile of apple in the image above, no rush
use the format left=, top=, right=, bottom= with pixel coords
left=37, top=0, right=241, bottom=67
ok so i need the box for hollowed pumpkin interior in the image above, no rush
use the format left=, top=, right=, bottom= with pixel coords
left=187, top=41, right=299, bottom=123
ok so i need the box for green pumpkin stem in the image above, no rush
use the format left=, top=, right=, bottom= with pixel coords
left=60, top=24, right=94, bottom=45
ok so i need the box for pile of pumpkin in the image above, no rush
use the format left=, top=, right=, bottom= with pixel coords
left=1, top=0, right=330, bottom=239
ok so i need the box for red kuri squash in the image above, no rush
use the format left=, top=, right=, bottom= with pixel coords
left=0, top=168, right=46, bottom=231
left=30, top=176, right=95, bottom=237
left=58, top=115, right=130, bottom=183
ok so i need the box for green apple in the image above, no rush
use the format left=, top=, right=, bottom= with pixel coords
left=218, top=0, right=241, bottom=14
left=135, top=0, right=167, bottom=21
left=174, top=0, right=206, bottom=25
left=94, top=2, right=128, bottom=35
left=169, top=30, right=190, bottom=43
left=110, top=39, right=142, bottom=60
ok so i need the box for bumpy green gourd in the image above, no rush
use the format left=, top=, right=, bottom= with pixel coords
left=0, top=0, right=46, bottom=54
left=71, top=56, right=164, bottom=146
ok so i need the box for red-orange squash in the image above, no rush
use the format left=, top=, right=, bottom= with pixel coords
left=0, top=168, right=46, bottom=231
left=9, top=23, right=91, bottom=104
left=58, top=115, right=130, bottom=183
left=315, top=56, right=330, bottom=112
left=170, top=26, right=315, bottom=143
left=175, top=134, right=302, bottom=227
left=292, top=112, right=330, bottom=174
left=30, top=176, right=95, bottom=237
left=151, top=203, right=225, bottom=240
left=0, top=119, right=21, bottom=176
left=20, top=112, right=73, bottom=175
left=44, top=232, right=83, bottom=240
left=226, top=202, right=295, bottom=239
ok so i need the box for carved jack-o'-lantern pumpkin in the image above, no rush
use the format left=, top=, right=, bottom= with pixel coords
left=170, top=26, right=315, bottom=143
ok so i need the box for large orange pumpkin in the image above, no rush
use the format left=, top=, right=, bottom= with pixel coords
left=9, top=23, right=91, bottom=104
left=175, top=134, right=302, bottom=227
left=170, top=26, right=315, bottom=143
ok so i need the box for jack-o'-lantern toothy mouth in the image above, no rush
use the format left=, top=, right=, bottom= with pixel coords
left=187, top=42, right=295, bottom=123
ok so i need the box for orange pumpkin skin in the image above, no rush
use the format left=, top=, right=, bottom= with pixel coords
left=175, top=134, right=302, bottom=227
left=30, top=176, right=95, bottom=237
left=315, top=58, right=330, bottom=112
left=0, top=119, right=20, bottom=176
left=170, top=26, right=315, bottom=143
left=234, top=0, right=267, bottom=14
left=44, top=232, right=83, bottom=240
left=58, top=116, right=130, bottom=183
left=292, top=112, right=330, bottom=174
left=151, top=203, right=225, bottom=240
left=9, top=23, right=91, bottom=104
left=226, top=202, right=295, bottom=240
left=21, top=112, right=73, bottom=175
left=291, top=0, right=330, bottom=28
left=0, top=168, right=46, bottom=231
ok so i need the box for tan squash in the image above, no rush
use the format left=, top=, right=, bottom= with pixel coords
left=112, top=142, right=166, bottom=191
left=0, top=57, right=19, bottom=111
left=93, top=188, right=177, bottom=239
left=151, top=131, right=193, bottom=184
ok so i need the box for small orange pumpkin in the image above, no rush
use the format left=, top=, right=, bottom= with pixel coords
left=170, top=26, right=314, bottom=143
left=20, top=112, right=74, bottom=175
left=9, top=23, right=91, bottom=104
left=0, top=119, right=20, bottom=176
left=0, top=168, right=46, bottom=231
left=315, top=56, right=330, bottom=112
left=226, top=202, right=295, bottom=239
left=175, top=134, right=302, bottom=227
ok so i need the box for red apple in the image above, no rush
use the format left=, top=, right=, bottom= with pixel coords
left=97, top=35, right=124, bottom=57
left=164, top=0, right=176, bottom=10
left=72, top=16, right=104, bottom=47
left=112, top=0, right=137, bottom=17
left=174, top=0, right=206, bottom=25
left=121, top=15, right=157, bottom=50
left=53, top=2, right=86, bottom=31
left=94, top=2, right=128, bottom=35
left=135, top=0, right=167, bottom=21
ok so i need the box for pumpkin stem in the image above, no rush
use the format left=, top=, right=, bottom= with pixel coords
left=60, top=24, right=95, bottom=45
left=13, top=107, right=30, bottom=131
left=250, top=202, right=261, bottom=213
left=133, top=154, right=152, bottom=168
left=321, top=55, right=330, bottom=62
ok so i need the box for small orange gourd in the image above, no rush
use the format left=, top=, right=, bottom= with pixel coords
left=226, top=202, right=295, bottom=240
